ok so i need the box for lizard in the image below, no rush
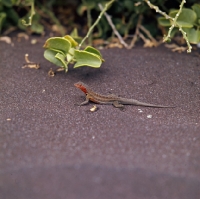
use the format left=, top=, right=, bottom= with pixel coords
left=74, top=81, right=174, bottom=108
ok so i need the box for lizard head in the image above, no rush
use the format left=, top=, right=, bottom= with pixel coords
left=74, top=81, right=88, bottom=94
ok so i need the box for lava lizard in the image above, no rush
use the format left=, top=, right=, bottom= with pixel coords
left=74, top=81, right=174, bottom=108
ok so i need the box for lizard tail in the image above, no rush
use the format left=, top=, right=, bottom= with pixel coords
left=136, top=102, right=174, bottom=108
left=121, top=98, right=175, bottom=108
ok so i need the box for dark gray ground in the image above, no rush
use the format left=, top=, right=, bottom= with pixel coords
left=0, top=36, right=200, bottom=199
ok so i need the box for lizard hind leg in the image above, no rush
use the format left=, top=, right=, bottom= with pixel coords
left=113, top=101, right=125, bottom=110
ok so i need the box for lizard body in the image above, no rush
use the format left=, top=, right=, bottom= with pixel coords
left=74, top=81, right=174, bottom=108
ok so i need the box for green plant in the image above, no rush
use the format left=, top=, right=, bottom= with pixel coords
left=21, top=0, right=35, bottom=26
left=43, top=0, right=116, bottom=71
left=43, top=34, right=104, bottom=72
left=158, top=3, right=200, bottom=45
left=145, top=0, right=200, bottom=52
left=0, top=0, right=44, bottom=34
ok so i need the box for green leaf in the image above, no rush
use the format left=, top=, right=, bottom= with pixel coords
left=44, top=49, right=67, bottom=68
left=183, top=28, right=200, bottom=44
left=5, top=7, right=19, bottom=24
left=31, top=22, right=44, bottom=34
left=29, top=13, right=44, bottom=34
left=124, top=0, right=135, bottom=12
left=70, top=28, right=82, bottom=44
left=70, top=28, right=79, bottom=38
left=84, top=46, right=104, bottom=61
left=192, top=4, right=200, bottom=19
left=83, top=0, right=96, bottom=9
left=77, top=5, right=87, bottom=16
left=1, top=0, right=13, bottom=7
left=55, top=53, right=67, bottom=68
left=114, top=18, right=127, bottom=35
left=63, top=35, right=78, bottom=47
left=74, top=50, right=102, bottom=68
left=158, top=17, right=171, bottom=27
left=43, top=37, right=71, bottom=55
left=0, top=12, right=6, bottom=32
left=169, top=8, right=197, bottom=28
left=18, top=0, right=34, bottom=6
left=77, top=1, right=95, bottom=16
left=66, top=48, right=75, bottom=62
left=169, top=27, right=179, bottom=38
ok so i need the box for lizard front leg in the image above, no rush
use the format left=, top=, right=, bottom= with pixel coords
left=78, top=94, right=90, bottom=106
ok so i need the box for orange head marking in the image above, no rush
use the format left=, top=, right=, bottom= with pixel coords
left=74, top=81, right=88, bottom=94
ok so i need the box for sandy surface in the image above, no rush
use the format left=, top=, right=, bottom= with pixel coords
left=0, top=37, right=200, bottom=199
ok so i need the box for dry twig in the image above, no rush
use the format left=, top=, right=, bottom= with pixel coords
left=22, top=54, right=40, bottom=69
left=165, top=43, right=187, bottom=53
left=98, top=3, right=129, bottom=48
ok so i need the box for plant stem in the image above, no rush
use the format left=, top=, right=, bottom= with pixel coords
left=82, top=0, right=93, bottom=46
left=98, top=3, right=129, bottom=48
left=87, top=7, right=92, bottom=46
left=21, top=1, right=35, bottom=26
left=78, top=0, right=115, bottom=49
left=144, top=0, right=192, bottom=53
left=163, top=0, right=185, bottom=42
